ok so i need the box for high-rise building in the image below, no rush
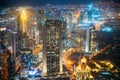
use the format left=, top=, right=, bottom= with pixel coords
left=37, top=9, right=46, bottom=41
left=61, top=17, right=67, bottom=49
left=17, top=8, right=29, bottom=48
left=17, top=14, right=23, bottom=50
left=85, top=28, right=91, bottom=53
left=90, top=27, right=97, bottom=53
left=42, top=20, right=63, bottom=76
left=85, top=27, right=96, bottom=53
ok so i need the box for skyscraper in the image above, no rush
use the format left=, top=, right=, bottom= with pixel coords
left=42, top=20, right=63, bottom=76
left=85, top=26, right=97, bottom=53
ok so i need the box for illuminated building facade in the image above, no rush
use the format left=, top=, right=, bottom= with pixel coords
left=66, top=12, right=73, bottom=33
left=42, top=20, right=63, bottom=76
left=85, top=27, right=96, bottom=53
left=18, top=8, right=30, bottom=48
left=19, top=8, right=28, bottom=33
left=85, top=28, right=91, bottom=53
left=90, top=27, right=97, bottom=52
left=61, top=17, right=67, bottom=49
left=76, top=57, right=91, bottom=80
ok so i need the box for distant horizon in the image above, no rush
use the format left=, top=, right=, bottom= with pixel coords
left=0, top=0, right=120, bottom=7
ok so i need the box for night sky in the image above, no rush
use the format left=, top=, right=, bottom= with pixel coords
left=0, top=0, right=120, bottom=7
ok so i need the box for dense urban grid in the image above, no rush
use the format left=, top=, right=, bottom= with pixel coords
left=0, top=1, right=120, bottom=80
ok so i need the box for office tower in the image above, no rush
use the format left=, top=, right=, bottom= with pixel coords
left=85, top=27, right=96, bottom=53
left=17, top=14, right=22, bottom=51
left=42, top=20, right=63, bottom=76
left=37, top=9, right=46, bottom=41
left=90, top=27, right=97, bottom=52
left=66, top=12, right=73, bottom=33
left=85, top=28, right=91, bottom=53
left=17, top=8, right=29, bottom=48
left=61, top=17, right=67, bottom=49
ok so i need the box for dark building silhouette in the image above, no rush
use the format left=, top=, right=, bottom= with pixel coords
left=42, top=20, right=63, bottom=76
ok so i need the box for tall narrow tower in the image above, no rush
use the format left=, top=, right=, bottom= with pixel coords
left=42, top=20, right=63, bottom=76
left=85, top=28, right=91, bottom=53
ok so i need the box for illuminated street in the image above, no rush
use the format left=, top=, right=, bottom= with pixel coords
left=0, top=0, right=120, bottom=80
